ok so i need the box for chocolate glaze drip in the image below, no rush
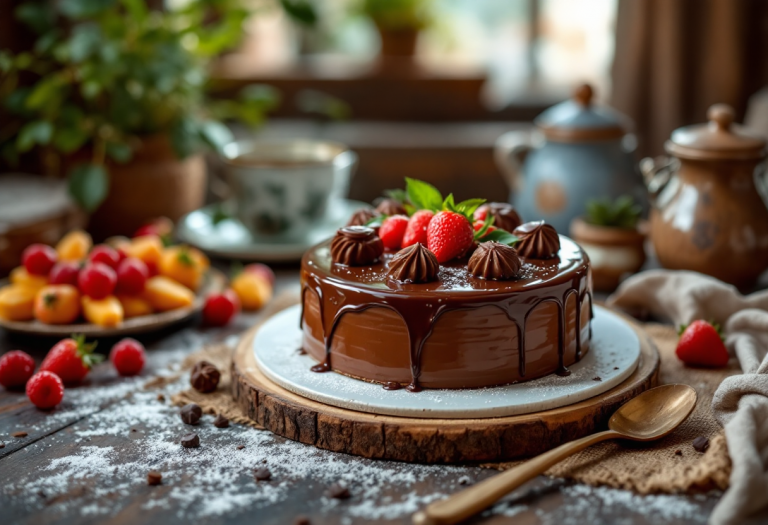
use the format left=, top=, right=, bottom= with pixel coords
left=478, top=202, right=523, bottom=232
left=330, top=226, right=383, bottom=266
left=468, top=241, right=522, bottom=280
left=386, top=243, right=439, bottom=284
left=513, top=221, right=560, bottom=259
left=375, top=199, right=407, bottom=217
left=383, top=381, right=402, bottom=391
left=346, top=207, right=378, bottom=227
left=299, top=236, right=593, bottom=390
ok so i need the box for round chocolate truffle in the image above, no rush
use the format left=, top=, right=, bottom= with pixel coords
left=375, top=198, right=407, bottom=217
left=468, top=241, right=522, bottom=280
left=476, top=202, right=523, bottom=232
left=330, top=226, right=384, bottom=266
left=346, top=207, right=378, bottom=227
left=513, top=221, right=560, bottom=259
left=386, top=243, right=440, bottom=284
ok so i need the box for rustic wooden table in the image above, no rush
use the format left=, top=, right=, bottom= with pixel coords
left=0, top=267, right=749, bottom=525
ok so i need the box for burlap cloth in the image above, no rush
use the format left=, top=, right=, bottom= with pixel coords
left=170, top=294, right=734, bottom=495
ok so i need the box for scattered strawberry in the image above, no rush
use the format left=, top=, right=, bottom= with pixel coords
left=134, top=217, right=173, bottom=243
left=244, top=263, right=275, bottom=287
left=474, top=206, right=489, bottom=222
left=379, top=215, right=409, bottom=250
left=0, top=350, right=36, bottom=389
left=22, top=244, right=58, bottom=276
left=26, top=371, right=64, bottom=409
left=203, top=290, right=241, bottom=326
left=676, top=320, right=729, bottom=368
left=116, top=257, right=149, bottom=295
left=427, top=211, right=474, bottom=263
left=109, top=338, right=146, bottom=377
left=40, top=335, right=103, bottom=384
left=48, top=261, right=81, bottom=286
left=78, top=262, right=117, bottom=299
left=473, top=220, right=497, bottom=235
left=88, top=245, right=121, bottom=269
left=402, top=210, right=434, bottom=248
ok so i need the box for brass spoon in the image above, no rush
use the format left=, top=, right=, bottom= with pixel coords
left=412, top=384, right=697, bottom=525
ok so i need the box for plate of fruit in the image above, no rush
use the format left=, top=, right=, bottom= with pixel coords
left=0, top=223, right=228, bottom=337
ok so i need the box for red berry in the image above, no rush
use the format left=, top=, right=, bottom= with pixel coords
left=427, top=211, right=474, bottom=263
left=26, top=371, right=64, bottom=409
left=675, top=320, right=730, bottom=368
left=203, top=290, right=241, bottom=326
left=49, top=261, right=81, bottom=286
left=473, top=220, right=497, bottom=234
left=402, top=210, right=434, bottom=248
left=78, top=262, right=117, bottom=299
left=0, top=350, right=36, bottom=389
left=109, top=338, right=146, bottom=377
left=40, top=335, right=102, bottom=384
left=379, top=215, right=409, bottom=250
left=474, top=206, right=488, bottom=222
left=244, top=263, right=275, bottom=287
left=88, top=245, right=121, bottom=269
left=134, top=217, right=173, bottom=239
left=116, top=257, right=149, bottom=295
left=22, top=244, right=58, bottom=276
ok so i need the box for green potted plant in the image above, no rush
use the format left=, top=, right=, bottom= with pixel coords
left=0, top=0, right=286, bottom=239
left=361, top=0, right=431, bottom=59
left=570, top=196, right=647, bottom=292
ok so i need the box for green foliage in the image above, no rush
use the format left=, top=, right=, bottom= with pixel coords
left=585, top=195, right=642, bottom=229
left=405, top=177, right=442, bottom=212
left=361, top=0, right=431, bottom=30
left=0, top=0, right=290, bottom=211
left=478, top=229, right=518, bottom=246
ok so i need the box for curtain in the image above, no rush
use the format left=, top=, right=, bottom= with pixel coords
left=611, top=0, right=768, bottom=158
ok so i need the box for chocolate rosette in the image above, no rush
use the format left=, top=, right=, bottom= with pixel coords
left=346, top=207, right=378, bottom=227
left=477, top=202, right=523, bottom=232
left=375, top=198, right=407, bottom=217
left=386, top=243, right=439, bottom=284
left=513, top=221, right=560, bottom=259
left=468, top=241, right=522, bottom=280
left=330, top=226, right=384, bottom=266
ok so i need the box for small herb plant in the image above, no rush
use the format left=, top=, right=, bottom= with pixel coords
left=361, top=0, right=432, bottom=30
left=0, top=0, right=313, bottom=211
left=585, top=195, right=642, bottom=229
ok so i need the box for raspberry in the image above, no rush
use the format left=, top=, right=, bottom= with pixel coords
left=26, top=371, right=64, bottom=409
left=0, top=350, right=36, bottom=389
left=110, top=338, right=146, bottom=376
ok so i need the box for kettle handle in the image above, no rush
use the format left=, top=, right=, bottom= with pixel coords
left=640, top=156, right=678, bottom=203
left=494, top=130, right=534, bottom=193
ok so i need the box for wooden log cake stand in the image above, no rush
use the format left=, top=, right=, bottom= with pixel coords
left=231, top=318, right=660, bottom=463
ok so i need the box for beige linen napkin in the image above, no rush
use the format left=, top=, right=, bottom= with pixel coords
left=608, top=270, right=768, bottom=525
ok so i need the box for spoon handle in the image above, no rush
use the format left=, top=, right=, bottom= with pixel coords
left=412, top=429, right=622, bottom=525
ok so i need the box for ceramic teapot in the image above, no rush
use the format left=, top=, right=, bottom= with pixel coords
left=641, top=104, right=768, bottom=288
left=494, top=84, right=644, bottom=233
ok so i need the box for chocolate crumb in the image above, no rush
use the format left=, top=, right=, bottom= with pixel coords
left=12, top=431, right=27, bottom=438
left=157, top=394, right=165, bottom=402
left=237, top=445, right=245, bottom=450
left=327, top=482, right=350, bottom=499
left=37, top=490, right=46, bottom=499
left=180, top=433, right=200, bottom=448
left=592, top=376, right=602, bottom=382
left=190, top=360, right=221, bottom=393
left=458, top=476, right=472, bottom=486
left=692, top=436, right=710, bottom=453
left=180, top=403, right=202, bottom=425
left=253, top=467, right=272, bottom=481
left=213, top=414, right=229, bottom=428
left=613, top=367, right=619, bottom=370
left=147, top=470, right=162, bottom=486
left=675, top=449, right=683, bottom=456
left=298, top=348, right=307, bottom=355
left=131, top=428, right=137, bottom=432
left=294, top=516, right=311, bottom=525
left=0, top=442, right=5, bottom=448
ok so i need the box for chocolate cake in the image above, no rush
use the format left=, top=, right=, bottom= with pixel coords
left=299, top=221, right=593, bottom=390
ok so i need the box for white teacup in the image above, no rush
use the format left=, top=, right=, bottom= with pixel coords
left=221, top=140, right=358, bottom=241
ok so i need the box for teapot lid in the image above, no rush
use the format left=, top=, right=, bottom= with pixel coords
left=666, top=104, right=766, bottom=160
left=534, top=84, right=629, bottom=142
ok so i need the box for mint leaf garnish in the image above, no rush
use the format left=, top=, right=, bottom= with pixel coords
left=473, top=214, right=494, bottom=240
left=405, top=178, right=443, bottom=212
left=479, top=229, right=518, bottom=246
left=454, top=198, right=486, bottom=218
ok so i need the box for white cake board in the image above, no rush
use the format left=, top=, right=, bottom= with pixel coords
left=253, top=305, right=640, bottom=419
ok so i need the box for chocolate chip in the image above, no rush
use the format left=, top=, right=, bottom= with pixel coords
left=237, top=445, right=245, bottom=450
left=190, top=360, right=220, bottom=393
left=157, top=394, right=166, bottom=402
left=0, top=442, right=4, bottom=448
left=37, top=490, right=46, bottom=499
left=213, top=414, right=229, bottom=428
left=592, top=376, right=602, bottom=381
left=131, top=428, right=137, bottom=432
left=253, top=467, right=271, bottom=481
left=613, top=367, right=619, bottom=370
left=675, top=449, right=683, bottom=456
left=692, top=436, right=710, bottom=453
left=180, top=403, right=202, bottom=425
left=147, top=470, right=162, bottom=486
left=12, top=431, right=27, bottom=438
left=181, top=433, right=200, bottom=448
left=294, top=516, right=311, bottom=525
left=327, top=482, right=350, bottom=499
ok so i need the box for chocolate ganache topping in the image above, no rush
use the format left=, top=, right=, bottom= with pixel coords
left=330, top=226, right=384, bottom=266
left=375, top=198, right=407, bottom=217
left=468, top=241, right=522, bottom=280
left=346, top=207, right=378, bottom=227
left=478, top=202, right=523, bottom=232
left=513, top=221, right=560, bottom=259
left=386, top=243, right=439, bottom=283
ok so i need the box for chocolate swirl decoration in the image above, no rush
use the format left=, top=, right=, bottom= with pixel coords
left=330, top=226, right=384, bottom=266
left=478, top=202, right=522, bottom=232
left=375, top=198, right=407, bottom=217
left=513, top=221, right=560, bottom=259
left=467, top=241, right=522, bottom=280
left=386, top=243, right=439, bottom=284
left=346, top=207, right=378, bottom=227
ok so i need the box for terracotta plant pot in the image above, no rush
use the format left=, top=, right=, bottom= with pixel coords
left=570, top=217, right=647, bottom=292
left=376, top=25, right=419, bottom=58
left=87, top=135, right=206, bottom=240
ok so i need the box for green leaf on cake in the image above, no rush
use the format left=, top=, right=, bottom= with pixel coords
left=473, top=214, right=495, bottom=240
left=479, top=229, right=518, bottom=246
left=405, top=178, right=443, bottom=212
